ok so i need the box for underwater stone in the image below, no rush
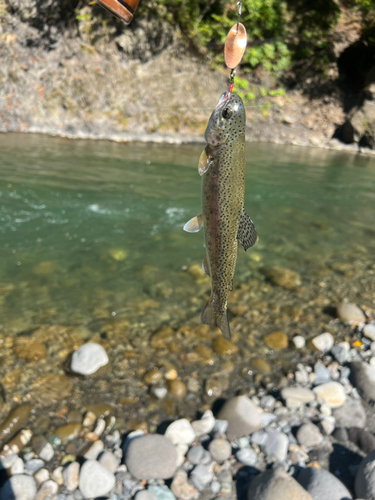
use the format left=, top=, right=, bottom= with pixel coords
left=71, top=343, right=108, bottom=375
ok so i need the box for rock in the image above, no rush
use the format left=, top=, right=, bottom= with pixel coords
left=331, top=343, right=350, bottom=364
left=71, top=343, right=108, bottom=375
left=350, top=362, right=375, bottom=402
left=208, top=438, right=231, bottom=462
left=191, top=410, right=215, bottom=437
left=355, top=450, right=375, bottom=499
left=13, top=338, right=47, bottom=361
left=296, top=423, right=324, bottom=448
left=148, top=485, right=176, bottom=500
left=252, top=429, right=289, bottom=462
left=204, top=379, right=222, bottom=398
left=190, top=464, right=213, bottom=492
left=32, top=436, right=54, bottom=462
left=0, top=475, right=37, bottom=500
left=124, top=434, right=177, bottom=479
left=170, top=469, right=199, bottom=500
left=337, top=303, right=365, bottom=323
left=150, top=326, right=174, bottom=349
left=297, top=467, right=353, bottom=500
left=263, top=331, right=288, bottom=349
left=187, top=445, right=210, bottom=465
left=310, top=333, right=334, bottom=352
left=34, top=468, right=49, bottom=486
left=10, top=457, right=24, bottom=475
left=333, top=427, right=349, bottom=442
left=321, top=417, right=336, bottom=436
left=212, top=337, right=238, bottom=355
left=247, top=468, right=313, bottom=500
left=63, top=461, right=80, bottom=492
left=165, top=419, right=195, bottom=446
left=363, top=324, right=375, bottom=342
left=292, top=335, right=306, bottom=349
left=167, top=379, right=187, bottom=399
left=313, top=382, right=346, bottom=408
left=175, top=443, right=189, bottom=467
left=0, top=404, right=31, bottom=442
left=250, top=358, right=271, bottom=374
left=79, top=459, right=115, bottom=498
left=98, top=451, right=119, bottom=474
left=348, top=427, right=375, bottom=454
left=236, top=448, right=257, bottom=466
left=333, top=398, right=366, bottom=429
left=135, top=491, right=157, bottom=500
left=266, top=266, right=301, bottom=289
left=83, top=439, right=104, bottom=460
left=218, top=395, right=262, bottom=441
left=281, top=387, right=315, bottom=408
left=35, top=480, right=58, bottom=500
left=314, top=362, right=332, bottom=385
left=55, top=423, right=82, bottom=442
left=31, top=373, right=73, bottom=405
left=25, top=459, right=45, bottom=473
left=143, top=369, right=163, bottom=385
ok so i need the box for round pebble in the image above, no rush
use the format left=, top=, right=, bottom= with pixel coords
left=218, top=395, right=262, bottom=441
left=363, top=324, right=375, bottom=341
left=78, top=459, right=115, bottom=498
left=263, top=331, right=288, bottom=349
left=296, top=423, right=324, bottom=448
left=313, top=382, right=346, bottom=408
left=191, top=409, right=215, bottom=437
left=208, top=438, right=231, bottom=462
left=63, top=461, right=80, bottom=492
left=236, top=448, right=257, bottom=466
left=167, top=379, right=187, bottom=399
left=212, top=336, right=238, bottom=355
left=125, top=434, right=177, bottom=479
left=143, top=369, right=163, bottom=385
left=71, top=343, right=109, bottom=375
left=0, top=475, right=37, bottom=500
left=165, top=418, right=195, bottom=446
left=336, top=302, right=365, bottom=323
left=310, top=332, right=334, bottom=352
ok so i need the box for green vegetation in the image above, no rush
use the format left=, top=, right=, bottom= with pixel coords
left=138, top=0, right=374, bottom=77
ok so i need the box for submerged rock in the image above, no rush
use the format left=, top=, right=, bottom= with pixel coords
left=71, top=343, right=109, bottom=375
left=336, top=303, right=365, bottom=323
left=266, top=267, right=301, bottom=289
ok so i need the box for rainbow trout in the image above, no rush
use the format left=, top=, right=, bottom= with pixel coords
left=184, top=91, right=258, bottom=339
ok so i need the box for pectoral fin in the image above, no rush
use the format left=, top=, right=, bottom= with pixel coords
left=202, top=255, right=211, bottom=276
left=198, top=150, right=213, bottom=176
left=237, top=209, right=258, bottom=251
left=183, top=214, right=203, bottom=233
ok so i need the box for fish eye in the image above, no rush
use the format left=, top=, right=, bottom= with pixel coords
left=222, top=108, right=231, bottom=119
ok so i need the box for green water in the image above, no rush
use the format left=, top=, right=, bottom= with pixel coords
left=0, top=133, right=374, bottom=331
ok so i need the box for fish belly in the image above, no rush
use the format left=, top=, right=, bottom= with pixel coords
left=201, top=136, right=245, bottom=336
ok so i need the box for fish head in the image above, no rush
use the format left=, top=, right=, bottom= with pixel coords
left=205, top=92, right=245, bottom=147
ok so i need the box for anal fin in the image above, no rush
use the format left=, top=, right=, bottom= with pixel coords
left=237, top=209, right=258, bottom=251
left=183, top=214, right=203, bottom=233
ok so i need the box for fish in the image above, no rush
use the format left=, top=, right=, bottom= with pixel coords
left=184, top=91, right=258, bottom=339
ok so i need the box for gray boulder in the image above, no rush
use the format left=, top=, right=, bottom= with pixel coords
left=349, top=362, right=375, bottom=402
left=355, top=450, right=375, bottom=499
left=297, top=467, right=352, bottom=500
left=247, top=468, right=313, bottom=500
left=333, top=398, right=366, bottom=429
left=218, top=396, right=262, bottom=441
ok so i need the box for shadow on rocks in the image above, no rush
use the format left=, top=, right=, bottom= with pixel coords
left=329, top=443, right=363, bottom=493
left=235, top=466, right=261, bottom=500
left=0, top=469, right=8, bottom=489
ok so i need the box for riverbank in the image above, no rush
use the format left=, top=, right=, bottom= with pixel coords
left=0, top=5, right=374, bottom=156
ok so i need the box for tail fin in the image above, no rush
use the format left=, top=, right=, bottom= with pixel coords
left=201, top=297, right=231, bottom=339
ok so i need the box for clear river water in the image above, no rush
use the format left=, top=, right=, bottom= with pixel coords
left=0, top=133, right=374, bottom=335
